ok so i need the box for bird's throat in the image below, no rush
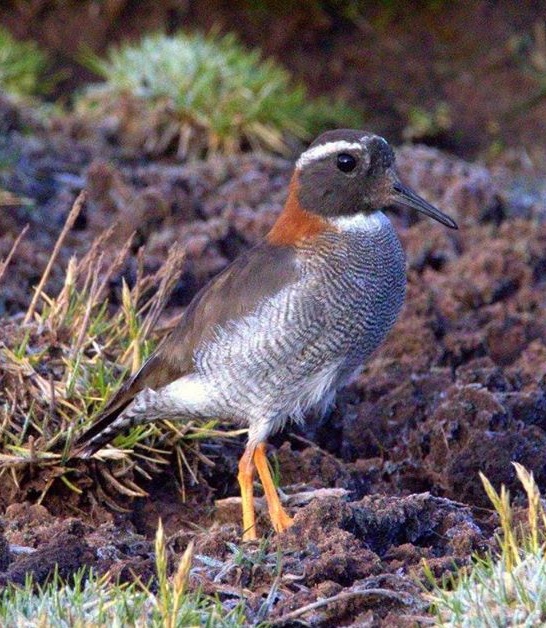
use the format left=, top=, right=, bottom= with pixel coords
left=267, top=176, right=333, bottom=246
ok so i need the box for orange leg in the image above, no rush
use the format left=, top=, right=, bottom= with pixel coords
left=253, top=442, right=294, bottom=533
left=238, top=447, right=257, bottom=541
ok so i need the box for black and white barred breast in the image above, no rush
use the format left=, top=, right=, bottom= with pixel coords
left=195, top=210, right=406, bottom=445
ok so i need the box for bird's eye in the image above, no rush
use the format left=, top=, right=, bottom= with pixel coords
left=336, top=153, right=357, bottom=173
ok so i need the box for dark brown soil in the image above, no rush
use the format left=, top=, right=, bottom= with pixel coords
left=2, top=91, right=545, bottom=623
left=2, top=3, right=546, bottom=625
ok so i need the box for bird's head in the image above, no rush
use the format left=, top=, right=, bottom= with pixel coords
left=293, top=129, right=457, bottom=229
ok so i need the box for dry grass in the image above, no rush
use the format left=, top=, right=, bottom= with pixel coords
left=427, top=464, right=546, bottom=626
left=0, top=192, right=245, bottom=505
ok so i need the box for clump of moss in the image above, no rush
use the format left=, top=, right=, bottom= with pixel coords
left=0, top=27, right=50, bottom=97
left=77, top=31, right=361, bottom=158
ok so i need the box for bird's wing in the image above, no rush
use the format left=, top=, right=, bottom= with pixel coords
left=72, top=241, right=301, bottom=452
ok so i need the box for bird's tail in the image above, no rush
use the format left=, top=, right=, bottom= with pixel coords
left=71, top=349, right=177, bottom=458
left=72, top=366, right=208, bottom=459
left=72, top=387, right=163, bottom=458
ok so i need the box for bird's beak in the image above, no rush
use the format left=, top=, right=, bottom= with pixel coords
left=392, top=181, right=458, bottom=229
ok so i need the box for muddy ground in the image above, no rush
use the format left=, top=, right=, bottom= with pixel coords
left=2, top=93, right=546, bottom=625
left=2, top=2, right=546, bottom=626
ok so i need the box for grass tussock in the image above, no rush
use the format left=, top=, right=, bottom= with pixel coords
left=0, top=26, right=51, bottom=97
left=77, top=31, right=361, bottom=159
left=427, top=463, right=546, bottom=627
left=0, top=521, right=246, bottom=626
left=0, top=192, right=245, bottom=503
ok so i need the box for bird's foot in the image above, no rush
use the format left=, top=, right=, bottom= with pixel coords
left=271, top=507, right=294, bottom=533
left=242, top=525, right=258, bottom=542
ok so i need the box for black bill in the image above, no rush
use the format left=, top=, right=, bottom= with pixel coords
left=393, top=182, right=458, bottom=229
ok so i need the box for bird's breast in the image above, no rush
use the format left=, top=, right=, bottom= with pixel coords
left=299, top=211, right=406, bottom=364
left=193, top=211, right=406, bottom=427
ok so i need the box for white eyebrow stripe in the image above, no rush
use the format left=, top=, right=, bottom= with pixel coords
left=296, top=140, right=362, bottom=169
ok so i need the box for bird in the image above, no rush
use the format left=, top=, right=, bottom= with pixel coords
left=73, top=129, right=457, bottom=541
